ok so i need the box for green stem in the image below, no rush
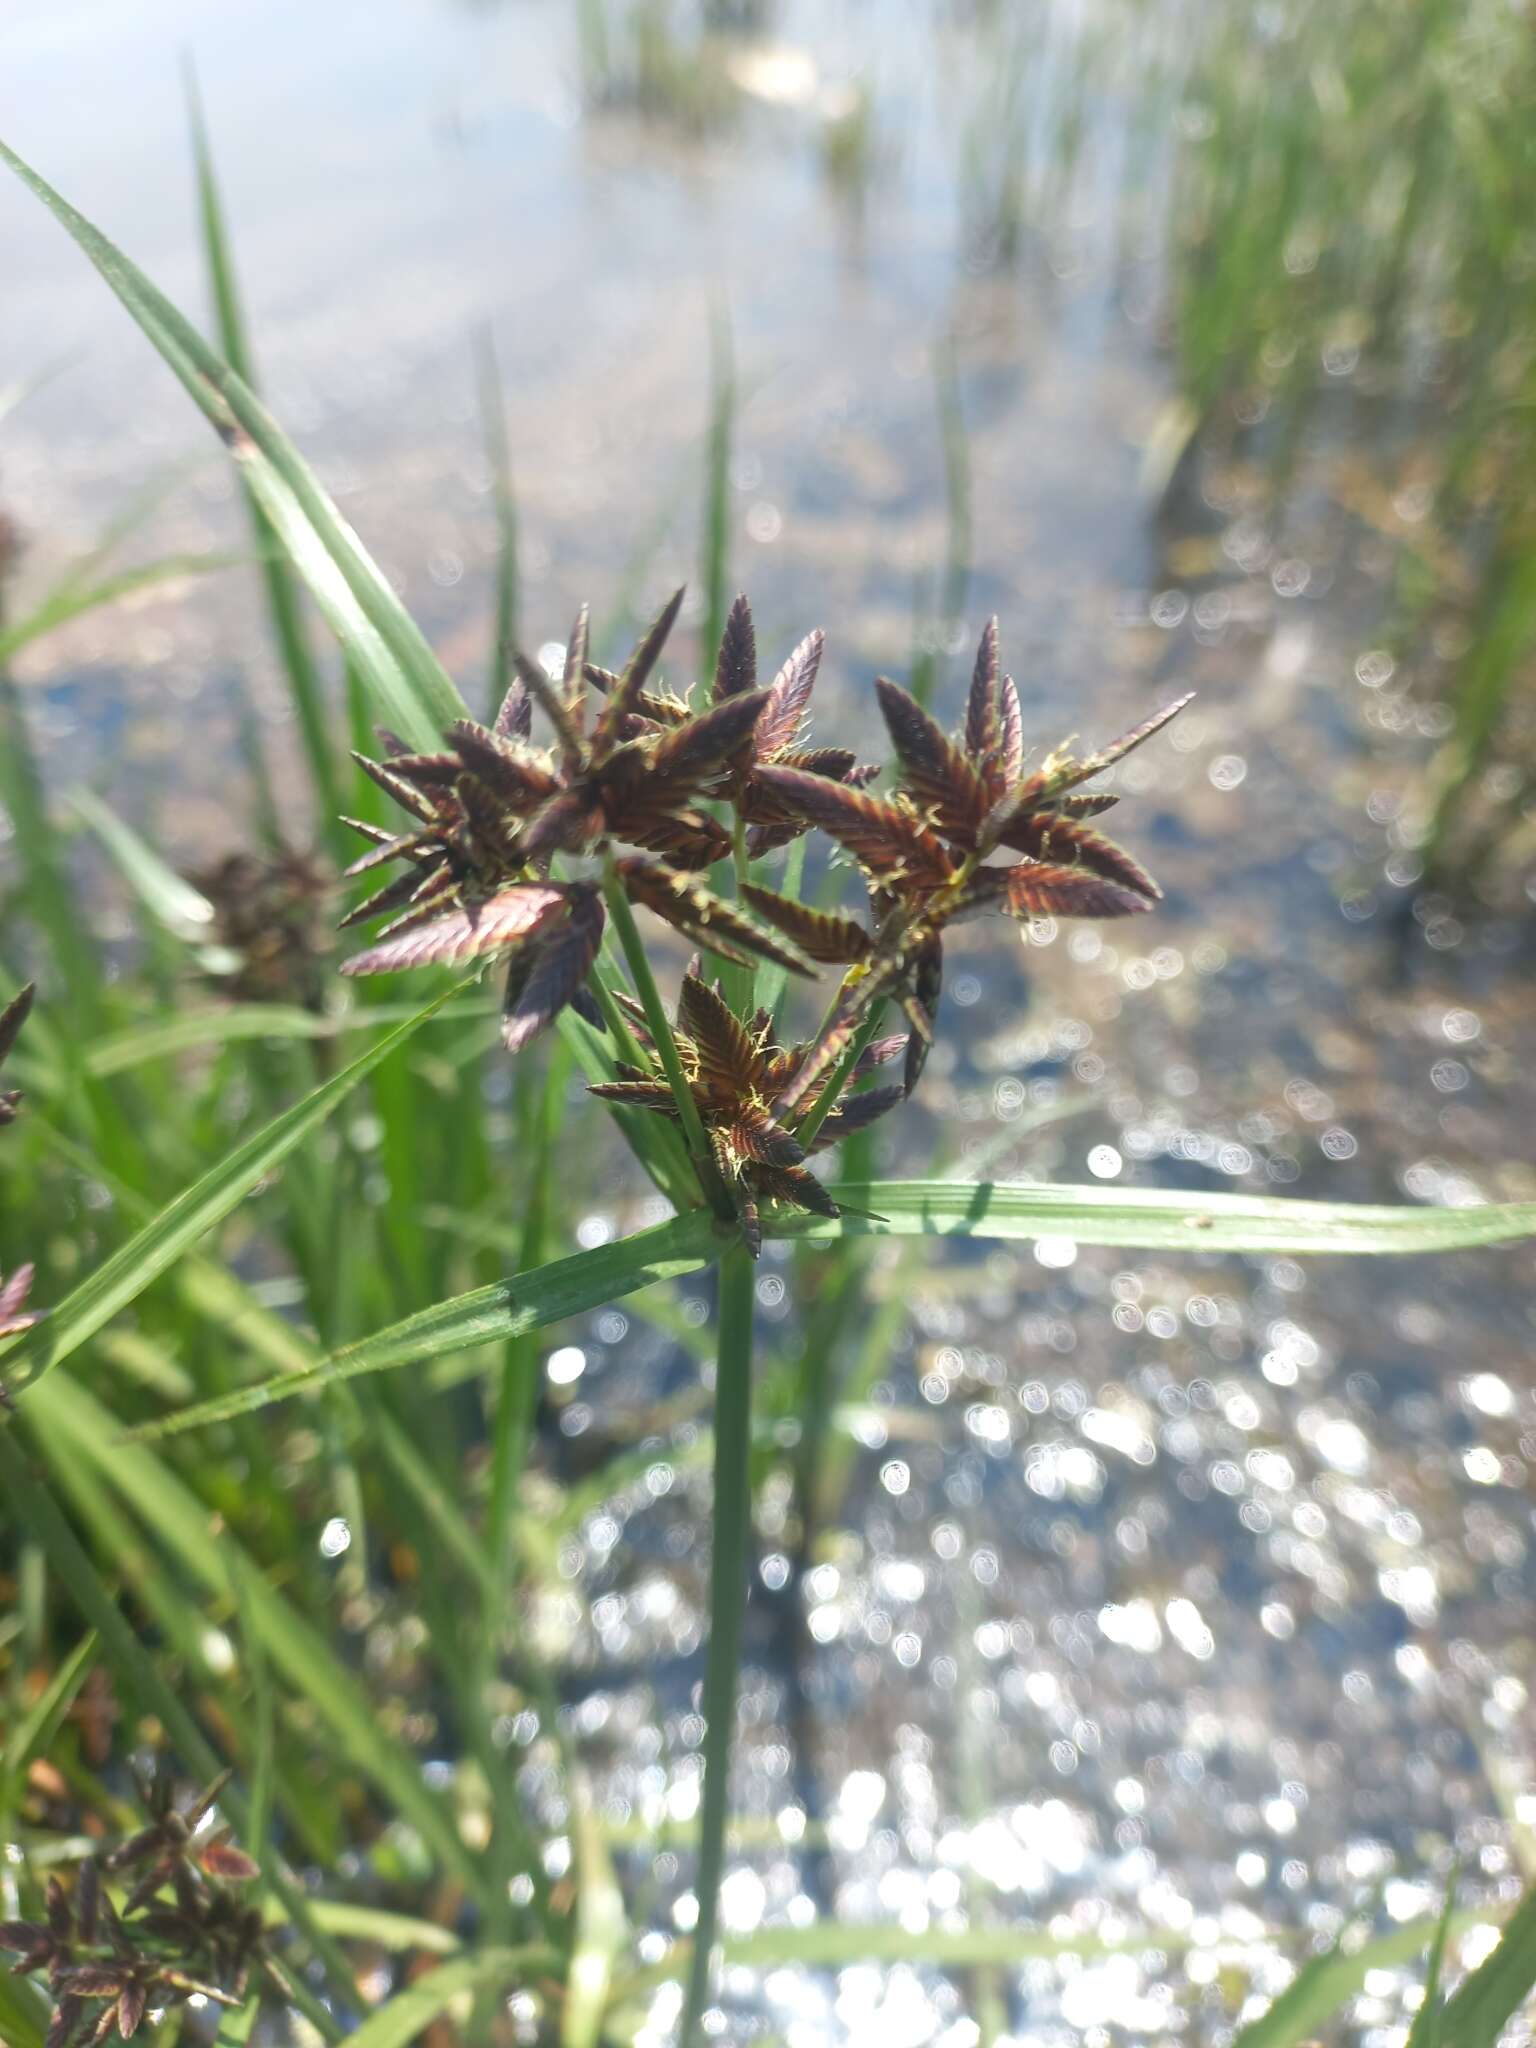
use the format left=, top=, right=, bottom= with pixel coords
left=680, top=1243, right=755, bottom=2048
left=700, top=303, right=734, bottom=690
left=475, top=327, right=519, bottom=719
left=754, top=835, right=807, bottom=1033
left=723, top=811, right=756, bottom=1020
left=796, top=1001, right=887, bottom=1152
left=584, top=955, right=648, bottom=1072
left=482, top=1039, right=568, bottom=1922
left=600, top=852, right=733, bottom=1222
left=0, top=1426, right=349, bottom=2040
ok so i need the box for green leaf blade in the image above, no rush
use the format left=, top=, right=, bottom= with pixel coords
left=781, top=1180, right=1536, bottom=1255
left=0, top=135, right=466, bottom=747
left=1438, top=1882, right=1536, bottom=2047
left=1, top=985, right=463, bottom=1397
left=124, top=1209, right=722, bottom=1438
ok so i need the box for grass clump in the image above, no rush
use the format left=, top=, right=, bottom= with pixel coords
left=1162, top=0, right=1536, bottom=887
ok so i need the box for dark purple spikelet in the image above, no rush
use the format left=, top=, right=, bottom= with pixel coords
left=744, top=619, right=1189, bottom=1105
left=340, top=593, right=821, bottom=1049
left=589, top=964, right=901, bottom=1254
left=2, top=1776, right=268, bottom=2047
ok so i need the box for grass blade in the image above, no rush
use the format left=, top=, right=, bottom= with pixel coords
left=0, top=1971, right=48, bottom=2048
left=345, top=1948, right=557, bottom=2048
left=115, top=1169, right=1536, bottom=1440
left=186, top=65, right=342, bottom=826
left=908, top=332, right=970, bottom=712
left=1438, top=1880, right=1536, bottom=2046
left=2, top=1627, right=96, bottom=1779
left=79, top=998, right=500, bottom=1074
left=0, top=136, right=466, bottom=747
left=699, top=303, right=733, bottom=685
left=782, top=1179, right=1536, bottom=1255
left=69, top=784, right=216, bottom=937
left=0, top=553, right=238, bottom=669
left=679, top=1242, right=754, bottom=2048
left=622, top=1905, right=1475, bottom=1997
left=0, top=984, right=463, bottom=1397
left=562, top=1767, right=628, bottom=2048
left=19, top=1371, right=490, bottom=1908
left=278, top=1903, right=460, bottom=1954
left=1230, top=1919, right=1368, bottom=2048
left=1406, top=1868, right=1458, bottom=2048
left=123, top=1210, right=722, bottom=1438
left=476, top=328, right=519, bottom=717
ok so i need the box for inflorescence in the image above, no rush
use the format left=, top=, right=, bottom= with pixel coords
left=0, top=1772, right=269, bottom=2046
left=341, top=595, right=1188, bottom=1251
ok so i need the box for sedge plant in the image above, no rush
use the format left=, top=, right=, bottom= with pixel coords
left=4, top=127, right=1536, bottom=2048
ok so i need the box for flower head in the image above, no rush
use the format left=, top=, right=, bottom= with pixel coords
left=192, top=850, right=331, bottom=1008
left=339, top=594, right=815, bottom=1049
left=745, top=619, right=1190, bottom=1110
left=706, top=594, right=879, bottom=855
left=0, top=1774, right=265, bottom=2048
left=590, top=965, right=903, bottom=1254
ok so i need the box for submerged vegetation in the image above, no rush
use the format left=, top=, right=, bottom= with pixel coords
left=3, top=7, right=1536, bottom=2043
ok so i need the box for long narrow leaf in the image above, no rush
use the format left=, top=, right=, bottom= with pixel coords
left=0, top=138, right=466, bottom=747
left=1227, top=1904, right=1482, bottom=2048
left=70, top=784, right=216, bottom=936
left=0, top=1971, right=48, bottom=2048
left=124, top=1210, right=722, bottom=1438
left=81, top=998, right=500, bottom=1075
left=476, top=328, right=519, bottom=716
left=0, top=985, right=462, bottom=1396
left=562, top=1769, right=628, bottom=2048
left=0, top=553, right=238, bottom=669
left=345, top=1949, right=558, bottom=2048
left=279, top=1903, right=460, bottom=1955
left=1438, top=1881, right=1536, bottom=2046
left=1406, top=1871, right=1459, bottom=2048
left=790, top=1180, right=1536, bottom=1255
left=2, top=1628, right=96, bottom=1777
left=623, top=1907, right=1470, bottom=1995
left=186, top=67, right=342, bottom=825
left=129, top=1171, right=1536, bottom=1440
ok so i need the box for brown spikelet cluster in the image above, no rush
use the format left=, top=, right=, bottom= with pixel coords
left=0, top=1773, right=267, bottom=2046
left=337, top=596, right=1187, bottom=1249
left=191, top=848, right=331, bottom=1008
left=708, top=594, right=880, bottom=854
left=340, top=592, right=820, bottom=1050
left=591, top=964, right=905, bottom=1254
left=743, top=621, right=1191, bottom=1116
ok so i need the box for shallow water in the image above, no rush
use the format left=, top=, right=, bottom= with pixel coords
left=6, top=1, right=1536, bottom=2040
